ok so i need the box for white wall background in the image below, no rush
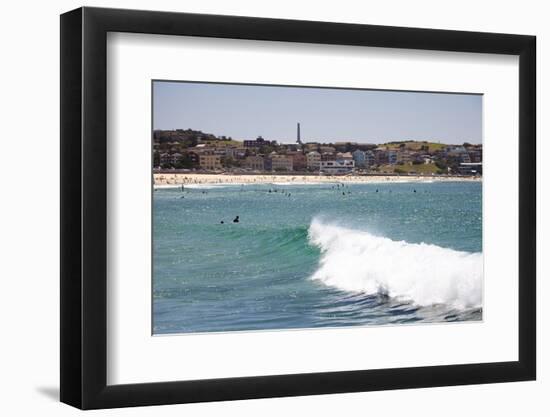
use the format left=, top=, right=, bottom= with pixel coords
left=0, top=0, right=545, bottom=415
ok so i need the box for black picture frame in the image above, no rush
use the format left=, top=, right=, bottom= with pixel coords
left=60, top=6, right=536, bottom=410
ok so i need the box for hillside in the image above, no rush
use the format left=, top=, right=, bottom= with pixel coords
left=377, top=162, right=444, bottom=175
left=382, top=141, right=447, bottom=153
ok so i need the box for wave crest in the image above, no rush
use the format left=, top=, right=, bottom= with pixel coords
left=308, top=219, right=482, bottom=309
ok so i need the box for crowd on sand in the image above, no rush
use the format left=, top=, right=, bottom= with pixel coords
left=153, top=173, right=481, bottom=186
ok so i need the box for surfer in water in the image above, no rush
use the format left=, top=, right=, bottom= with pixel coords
left=233, top=216, right=240, bottom=223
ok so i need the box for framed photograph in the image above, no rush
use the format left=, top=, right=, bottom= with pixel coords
left=60, top=7, right=536, bottom=409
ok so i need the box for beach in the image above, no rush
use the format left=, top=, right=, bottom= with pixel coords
left=153, top=172, right=481, bottom=187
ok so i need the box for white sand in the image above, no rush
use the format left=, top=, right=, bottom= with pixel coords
left=153, top=173, right=480, bottom=187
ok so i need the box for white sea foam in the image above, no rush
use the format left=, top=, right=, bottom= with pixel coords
left=153, top=184, right=183, bottom=189
left=177, top=183, right=247, bottom=189
left=308, top=218, right=482, bottom=309
left=269, top=181, right=331, bottom=186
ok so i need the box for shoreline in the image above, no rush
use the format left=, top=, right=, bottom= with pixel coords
left=154, top=172, right=481, bottom=187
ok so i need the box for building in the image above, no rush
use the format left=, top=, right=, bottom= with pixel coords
left=170, top=153, right=183, bottom=165
left=460, top=152, right=472, bottom=163
left=224, top=147, right=236, bottom=158
left=306, top=151, right=321, bottom=170
left=352, top=150, right=366, bottom=167
left=243, top=136, right=274, bottom=148
left=224, top=147, right=247, bottom=159
left=458, top=162, right=482, bottom=175
left=397, top=151, right=412, bottom=164
left=388, top=150, right=398, bottom=165
left=270, top=154, right=293, bottom=171
left=445, top=146, right=472, bottom=162
left=264, top=155, right=272, bottom=171
left=199, top=154, right=223, bottom=170
left=374, top=149, right=388, bottom=164
left=336, top=152, right=354, bottom=161
left=289, top=152, right=307, bottom=171
left=186, top=151, right=200, bottom=166
left=320, top=159, right=355, bottom=174
left=468, top=149, right=482, bottom=163
left=158, top=152, right=184, bottom=166
left=321, top=152, right=336, bottom=161
left=417, top=154, right=433, bottom=164
left=244, top=155, right=265, bottom=171
left=365, top=151, right=375, bottom=168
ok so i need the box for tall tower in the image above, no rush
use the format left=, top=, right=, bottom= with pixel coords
left=296, top=122, right=303, bottom=145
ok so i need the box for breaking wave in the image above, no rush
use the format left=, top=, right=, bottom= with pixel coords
left=308, top=218, right=482, bottom=309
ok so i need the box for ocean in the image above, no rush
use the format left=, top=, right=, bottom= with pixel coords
left=153, top=180, right=482, bottom=334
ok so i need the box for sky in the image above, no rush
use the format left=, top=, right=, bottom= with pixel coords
left=153, top=81, right=482, bottom=145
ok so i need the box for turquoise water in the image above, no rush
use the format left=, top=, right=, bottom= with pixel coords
left=153, top=181, right=482, bottom=334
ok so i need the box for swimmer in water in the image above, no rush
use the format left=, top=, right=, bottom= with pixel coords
left=233, top=216, right=240, bottom=223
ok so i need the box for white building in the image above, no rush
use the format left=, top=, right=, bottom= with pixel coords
left=320, top=159, right=355, bottom=174
left=306, top=151, right=321, bottom=170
